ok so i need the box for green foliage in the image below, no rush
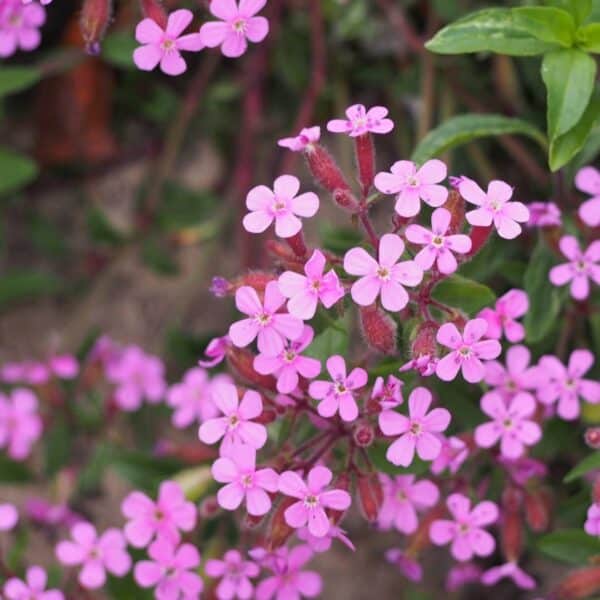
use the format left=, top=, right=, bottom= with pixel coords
left=0, top=147, right=39, bottom=196
left=513, top=7, right=577, bottom=47
left=538, top=529, right=600, bottom=563
left=44, top=418, right=74, bottom=477
left=0, top=67, right=41, bottom=99
left=304, top=316, right=349, bottom=363
left=564, top=452, right=600, bottom=482
left=0, top=455, right=33, bottom=483
left=102, top=32, right=137, bottom=69
left=368, top=442, right=430, bottom=476
left=0, top=271, right=62, bottom=309
left=431, top=275, right=496, bottom=315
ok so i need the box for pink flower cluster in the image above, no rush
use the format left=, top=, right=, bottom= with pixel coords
left=1, top=354, right=78, bottom=385
left=0, top=388, right=42, bottom=460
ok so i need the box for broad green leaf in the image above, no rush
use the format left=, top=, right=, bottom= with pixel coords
left=0, top=147, right=39, bottom=196
left=544, top=0, right=592, bottom=24
left=425, top=8, right=559, bottom=56
left=564, top=452, right=600, bottom=482
left=538, top=529, right=600, bottom=564
left=304, top=316, right=349, bottom=363
left=431, top=275, right=496, bottom=315
left=0, top=271, right=62, bottom=309
left=577, top=23, right=600, bottom=52
left=102, top=31, right=137, bottom=69
left=411, top=114, right=546, bottom=165
left=0, top=67, right=41, bottom=99
left=513, top=7, right=577, bottom=47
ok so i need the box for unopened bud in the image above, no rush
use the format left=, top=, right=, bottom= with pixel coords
left=330, top=473, right=351, bottom=525
left=286, top=231, right=308, bottom=258
left=255, top=408, right=277, bottom=425
left=305, top=145, right=351, bottom=193
left=501, top=510, right=523, bottom=563
left=467, top=225, right=493, bottom=257
left=444, top=189, right=465, bottom=235
left=524, top=487, right=552, bottom=533
left=140, top=0, right=168, bottom=28
left=209, top=276, right=232, bottom=298
left=411, top=321, right=438, bottom=359
left=359, top=305, right=397, bottom=355
left=355, top=133, right=375, bottom=194
left=227, top=347, right=277, bottom=392
left=265, top=240, right=299, bottom=263
left=502, top=486, right=523, bottom=513
left=357, top=472, right=383, bottom=522
left=267, top=497, right=297, bottom=549
left=231, top=271, right=275, bottom=294
left=593, top=478, right=600, bottom=505
left=553, top=566, right=600, bottom=599
left=353, top=422, right=375, bottom=448
left=586, top=427, right=600, bottom=449
left=333, top=188, right=359, bottom=212
left=80, top=0, right=112, bottom=55
left=199, top=496, right=221, bottom=519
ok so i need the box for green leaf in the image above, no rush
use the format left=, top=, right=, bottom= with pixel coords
left=87, top=207, right=125, bottom=245
left=564, top=452, right=600, bottom=482
left=0, top=147, right=39, bottom=196
left=0, top=67, right=41, bottom=99
left=542, top=49, right=596, bottom=140
left=102, top=31, right=137, bottom=69
left=425, top=8, right=559, bottom=56
left=513, top=7, right=577, bottom=47
left=304, top=316, right=349, bottom=363
left=44, top=418, right=73, bottom=476
left=538, top=529, right=600, bottom=564
left=141, top=238, right=178, bottom=275
left=431, top=275, right=496, bottom=315
left=577, top=23, right=600, bottom=52
left=0, top=455, right=33, bottom=483
left=411, top=114, right=547, bottom=165
left=0, top=271, right=62, bottom=309
left=544, top=0, right=592, bottom=25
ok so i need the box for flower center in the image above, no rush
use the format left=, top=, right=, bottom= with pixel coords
left=407, top=176, right=418, bottom=187
left=311, top=279, right=321, bottom=291
left=154, top=508, right=165, bottom=521
left=458, top=523, right=470, bottom=534
left=161, top=37, right=175, bottom=51
left=229, top=414, right=240, bottom=429
left=241, top=473, right=254, bottom=488
left=304, top=494, right=319, bottom=508
left=377, top=266, right=390, bottom=281
left=432, top=236, right=444, bottom=247
left=334, top=381, right=347, bottom=395
left=256, top=313, right=272, bottom=326
left=458, top=346, right=471, bottom=358
left=575, top=260, right=586, bottom=272
left=565, top=378, right=576, bottom=389
left=503, top=418, right=513, bottom=429
left=233, top=18, right=247, bottom=33
left=409, top=421, right=421, bottom=436
left=284, top=350, right=296, bottom=363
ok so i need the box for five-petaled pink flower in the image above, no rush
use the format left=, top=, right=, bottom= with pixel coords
left=279, top=466, right=351, bottom=538
left=430, top=493, right=499, bottom=562
left=459, top=178, right=529, bottom=239
left=374, top=159, right=448, bottom=217
left=430, top=436, right=468, bottom=475
left=308, top=355, right=367, bottom=422
left=3, top=566, right=64, bottom=600
left=477, top=288, right=529, bottom=343
left=242, top=175, right=319, bottom=239
left=549, top=235, right=600, bottom=301
left=212, top=446, right=279, bottom=516
left=297, top=524, right=355, bottom=554
left=0, top=388, right=42, bottom=460
left=575, top=166, right=600, bottom=227
left=527, top=201, right=561, bottom=228
left=344, top=233, right=423, bottom=312
left=278, top=127, right=321, bottom=153
left=435, top=318, right=501, bottom=383
left=481, top=562, right=536, bottom=590
left=0, top=503, right=18, bottom=531
left=379, top=387, right=451, bottom=467
left=133, top=9, right=204, bottom=75
left=198, top=335, right=230, bottom=368
left=278, top=249, right=344, bottom=320
left=327, top=104, right=394, bottom=137
left=585, top=503, right=600, bottom=537
left=405, top=207, right=471, bottom=274
left=371, top=375, right=404, bottom=410
left=0, top=0, right=45, bottom=57
left=121, top=480, right=196, bottom=549
left=55, top=523, right=131, bottom=589
left=229, top=281, right=304, bottom=356
left=199, top=0, right=269, bottom=58
left=484, top=344, right=544, bottom=399
left=205, top=550, right=260, bottom=600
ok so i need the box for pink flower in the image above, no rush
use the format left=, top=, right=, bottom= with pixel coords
left=279, top=466, right=351, bottom=537
left=0, top=388, right=42, bottom=460
left=446, top=563, right=483, bottom=591
left=344, top=234, right=423, bottom=312
left=499, top=455, right=547, bottom=485
left=549, top=235, right=600, bottom=300
left=585, top=503, right=600, bottom=536
left=575, top=166, right=600, bottom=227
left=0, top=503, right=18, bottom=531
left=405, top=207, right=472, bottom=274
left=133, top=9, right=204, bottom=75
left=121, top=481, right=197, bottom=549
left=199, top=382, right=267, bottom=452
left=3, top=566, right=64, bottom=600
left=378, top=475, right=439, bottom=534
left=378, top=387, right=451, bottom=467
left=199, top=0, right=269, bottom=58
left=278, top=127, right=321, bottom=152
left=430, top=493, right=499, bottom=561
left=48, top=354, right=79, bottom=379
left=481, top=562, right=536, bottom=590
left=459, top=178, right=529, bottom=239
left=435, top=318, right=501, bottom=383
left=0, top=0, right=45, bottom=57
left=212, top=446, right=279, bottom=516
left=537, top=350, right=600, bottom=420
left=55, top=523, right=131, bottom=589
left=327, top=104, right=394, bottom=137
left=384, top=548, right=422, bottom=582
left=278, top=249, right=344, bottom=320
left=297, top=525, right=355, bottom=553
left=25, top=499, right=81, bottom=528
left=242, top=175, right=319, bottom=239
left=23, top=0, right=53, bottom=5
left=527, top=201, right=562, bottom=228
left=229, top=282, right=304, bottom=356
left=134, top=538, right=203, bottom=599
left=205, top=550, right=259, bottom=600
left=477, top=289, right=529, bottom=342
left=484, top=345, right=544, bottom=399
left=254, top=326, right=321, bottom=394
left=475, top=392, right=541, bottom=459
left=430, top=436, right=468, bottom=475
left=167, top=368, right=221, bottom=429
left=198, top=335, right=229, bottom=368
left=308, top=355, right=367, bottom=422
left=374, top=159, right=448, bottom=217
left=371, top=375, right=404, bottom=410
left=399, top=354, right=438, bottom=377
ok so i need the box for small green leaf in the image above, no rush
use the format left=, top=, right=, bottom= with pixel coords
left=577, top=23, right=600, bottom=52
left=544, top=0, right=592, bottom=25
left=0, top=67, right=41, bottom=99
left=102, top=31, right=137, bottom=69
left=304, top=316, right=349, bottom=363
left=368, top=442, right=430, bottom=476
left=432, top=275, right=496, bottom=315
left=0, top=147, right=39, bottom=196
left=513, top=6, right=577, bottom=47
left=0, top=271, right=62, bottom=309
left=538, top=529, right=600, bottom=564
left=564, top=452, right=600, bottom=482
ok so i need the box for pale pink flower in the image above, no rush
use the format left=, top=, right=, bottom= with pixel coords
left=549, top=235, right=600, bottom=300
left=134, top=538, right=203, bottom=599
left=477, top=289, right=529, bottom=342
left=585, top=503, right=600, bottom=536
left=527, top=201, right=562, bottom=227
left=278, top=127, right=321, bottom=152
left=446, top=563, right=483, bottom=591
left=297, top=525, right=355, bottom=553
left=199, top=0, right=269, bottom=58
left=399, top=354, right=438, bottom=377
left=278, top=249, right=344, bottom=320
left=0, top=503, right=18, bottom=531
left=484, top=345, right=544, bottom=399
left=3, top=566, right=64, bottom=600
left=205, top=550, right=259, bottom=600
left=308, top=355, right=367, bottom=422
left=212, top=447, right=279, bottom=516
left=344, top=233, right=422, bottom=312
left=384, top=548, right=422, bottom=582
left=228, top=282, right=304, bottom=356
left=430, top=436, right=468, bottom=475
left=198, top=335, right=230, bottom=368
left=55, top=523, right=131, bottom=589
left=327, top=104, right=394, bottom=137
left=279, top=466, right=351, bottom=537
left=435, top=318, right=501, bottom=383
left=459, top=178, right=529, bottom=239
left=0, top=0, right=45, bottom=57
left=371, top=375, right=404, bottom=410
left=378, top=387, right=451, bottom=467
left=374, top=159, right=448, bottom=217
left=481, top=562, right=536, bottom=590
left=430, top=493, right=499, bottom=561
left=48, top=354, right=79, bottom=379
left=242, top=175, right=319, bottom=239
left=575, top=166, right=600, bottom=227
left=0, top=388, right=42, bottom=460
left=22, top=0, right=53, bottom=5
left=133, top=9, right=204, bottom=75
left=25, top=498, right=81, bottom=528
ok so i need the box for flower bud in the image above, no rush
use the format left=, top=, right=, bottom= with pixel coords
left=357, top=472, right=383, bottom=522
left=265, top=240, right=299, bottom=263
left=467, top=225, right=493, bottom=257
left=444, top=189, right=465, bottom=235
left=80, top=0, right=112, bottom=55
left=329, top=473, right=351, bottom=525
left=266, top=497, right=297, bottom=549
left=501, top=509, right=523, bottom=563
left=140, top=0, right=168, bottom=28
left=199, top=496, right=221, bottom=519
left=231, top=271, right=275, bottom=294
left=411, top=321, right=438, bottom=358
left=501, top=486, right=523, bottom=513
left=254, top=408, right=277, bottom=425
left=209, top=276, right=232, bottom=298
left=286, top=231, right=308, bottom=258
left=305, top=145, right=351, bottom=193
left=553, top=566, right=600, bottom=599
left=353, top=421, right=375, bottom=448
left=355, top=133, right=375, bottom=194
left=333, top=188, right=360, bottom=212
left=586, top=427, right=600, bottom=449
left=227, top=347, right=278, bottom=392
left=359, top=305, right=397, bottom=355
left=524, top=487, right=551, bottom=533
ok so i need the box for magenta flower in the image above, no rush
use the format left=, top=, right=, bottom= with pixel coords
left=3, top=566, right=64, bottom=600
left=133, top=9, right=204, bottom=75
left=212, top=446, right=279, bottom=516
left=25, top=498, right=81, bottom=528
left=199, top=382, right=267, bottom=452
left=575, top=166, right=600, bottom=227
left=48, top=354, right=79, bottom=379
left=242, top=175, right=319, bottom=239
left=199, top=0, right=269, bottom=58
left=278, top=249, right=345, bottom=320
left=134, top=538, right=203, bottom=599
left=0, top=0, right=44, bottom=57
left=254, top=326, right=321, bottom=394
left=371, top=375, right=404, bottom=410
left=537, top=349, right=600, bottom=420
left=399, top=354, right=438, bottom=377
left=229, top=282, right=303, bottom=356
left=374, top=159, right=448, bottom=217
left=278, top=126, right=321, bottom=152
left=477, top=288, right=529, bottom=343
left=430, top=493, right=499, bottom=561
left=585, top=503, right=600, bottom=536
left=378, top=387, right=451, bottom=467
left=55, top=523, right=131, bottom=589
left=344, top=233, right=423, bottom=312
left=484, top=344, right=544, bottom=399
left=327, top=104, right=394, bottom=137
left=378, top=475, right=439, bottom=534
left=198, top=335, right=229, bottom=368
left=0, top=503, right=18, bottom=531
left=279, top=466, right=351, bottom=538
left=205, top=550, right=259, bottom=600
left=405, top=207, right=472, bottom=274
left=430, top=436, right=468, bottom=475
left=384, top=548, right=422, bottom=583
left=297, top=524, right=355, bottom=553
left=0, top=388, right=42, bottom=460
left=459, top=178, right=529, bottom=239
left=527, top=201, right=562, bottom=228
left=435, top=318, right=502, bottom=383
left=549, top=235, right=600, bottom=301
left=481, top=562, right=536, bottom=590
left=446, top=564, right=483, bottom=592
left=308, top=355, right=367, bottom=422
